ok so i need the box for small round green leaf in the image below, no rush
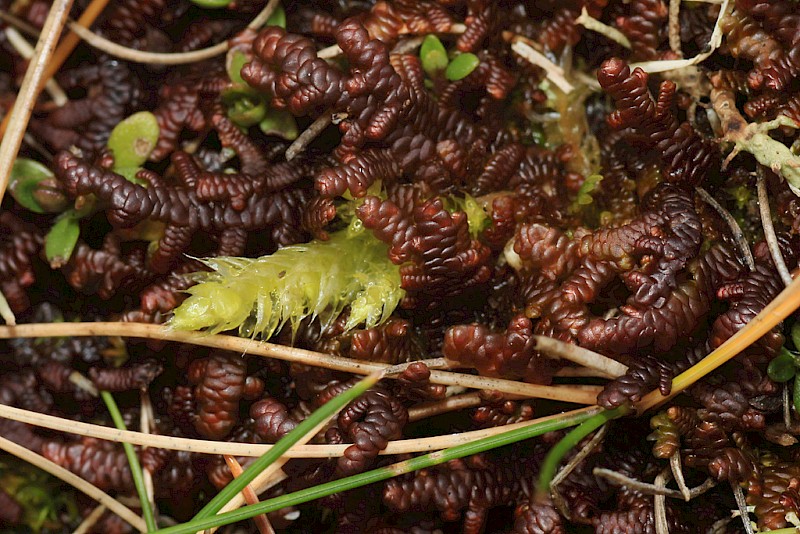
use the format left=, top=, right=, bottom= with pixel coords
left=445, top=52, right=479, bottom=81
left=189, top=0, right=232, bottom=8
left=792, top=321, right=800, bottom=351
left=45, top=212, right=81, bottom=268
left=768, top=347, right=798, bottom=383
left=9, top=158, right=63, bottom=213
left=259, top=109, right=299, bottom=140
left=226, top=50, right=249, bottom=85
left=107, top=112, right=160, bottom=169
left=420, top=35, right=448, bottom=76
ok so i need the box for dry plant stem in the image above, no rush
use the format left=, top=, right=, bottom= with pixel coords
left=668, top=0, right=683, bottom=56
left=592, top=468, right=717, bottom=499
left=784, top=382, right=792, bottom=429
left=509, top=37, right=574, bottom=93
left=757, top=169, right=794, bottom=286
left=285, top=113, right=332, bottom=160
left=4, top=27, right=68, bottom=105
left=555, top=366, right=614, bottom=378
left=575, top=6, right=632, bottom=49
left=0, top=434, right=147, bottom=532
left=696, top=186, right=754, bottom=270
left=0, top=0, right=109, bottom=137
left=670, top=452, right=691, bottom=501
left=0, top=401, right=599, bottom=458
left=637, top=272, right=800, bottom=412
left=0, top=0, right=73, bottom=201
left=631, top=0, right=730, bottom=73
left=654, top=469, right=671, bottom=534
left=0, top=10, right=41, bottom=37
left=407, top=392, right=488, bottom=422
left=65, top=0, right=279, bottom=66
left=0, top=322, right=601, bottom=404
left=223, top=456, right=273, bottom=534
left=72, top=505, right=107, bottom=534
left=732, top=483, right=756, bottom=534
left=0, top=290, right=15, bottom=325
left=533, top=335, right=628, bottom=378
left=140, top=390, right=157, bottom=520
left=550, top=424, right=607, bottom=519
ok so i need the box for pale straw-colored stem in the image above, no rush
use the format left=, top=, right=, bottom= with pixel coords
left=0, top=402, right=600, bottom=458
left=0, top=435, right=146, bottom=532
left=757, top=168, right=794, bottom=286
left=64, top=0, right=280, bottom=65
left=533, top=336, right=628, bottom=378
left=0, top=322, right=602, bottom=404
left=72, top=504, right=107, bottom=534
left=0, top=0, right=73, bottom=203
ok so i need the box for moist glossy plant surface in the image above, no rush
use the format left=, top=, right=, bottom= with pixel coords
left=2, top=0, right=800, bottom=532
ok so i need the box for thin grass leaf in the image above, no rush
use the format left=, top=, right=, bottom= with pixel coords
left=192, top=372, right=383, bottom=521
left=153, top=407, right=599, bottom=534
left=100, top=391, right=157, bottom=532
left=536, top=405, right=629, bottom=495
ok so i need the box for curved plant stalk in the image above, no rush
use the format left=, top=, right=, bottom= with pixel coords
left=0, top=322, right=602, bottom=404
left=100, top=391, right=157, bottom=532
left=0, top=402, right=596, bottom=458
left=151, top=406, right=600, bottom=534
left=64, top=0, right=280, bottom=65
left=0, top=435, right=146, bottom=532
left=0, top=0, right=110, bottom=138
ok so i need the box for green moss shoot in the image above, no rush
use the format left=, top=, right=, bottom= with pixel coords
left=170, top=216, right=404, bottom=340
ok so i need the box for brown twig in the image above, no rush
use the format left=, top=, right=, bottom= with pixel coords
left=696, top=185, right=754, bottom=271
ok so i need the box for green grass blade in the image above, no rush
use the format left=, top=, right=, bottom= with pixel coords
left=192, top=372, right=383, bottom=521
left=100, top=390, right=157, bottom=532
left=154, top=406, right=599, bottom=534
left=536, top=405, right=629, bottom=495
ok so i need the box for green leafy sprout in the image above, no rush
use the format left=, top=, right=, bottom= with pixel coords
left=43, top=111, right=160, bottom=268
left=766, top=321, right=800, bottom=414
left=170, top=197, right=404, bottom=340
left=0, top=455, right=79, bottom=532
left=418, top=34, right=480, bottom=81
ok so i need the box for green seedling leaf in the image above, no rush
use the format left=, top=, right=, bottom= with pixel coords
left=420, top=34, right=448, bottom=77
left=189, top=0, right=232, bottom=7
left=768, top=346, right=799, bottom=382
left=107, top=111, right=160, bottom=169
left=226, top=50, right=249, bottom=85
left=9, top=158, right=67, bottom=213
left=265, top=3, right=286, bottom=27
left=45, top=211, right=80, bottom=268
left=192, top=372, right=383, bottom=521
left=571, top=173, right=604, bottom=211
left=259, top=109, right=299, bottom=140
left=792, top=321, right=800, bottom=351
left=114, top=166, right=148, bottom=186
left=795, top=375, right=800, bottom=416
left=445, top=52, right=480, bottom=81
